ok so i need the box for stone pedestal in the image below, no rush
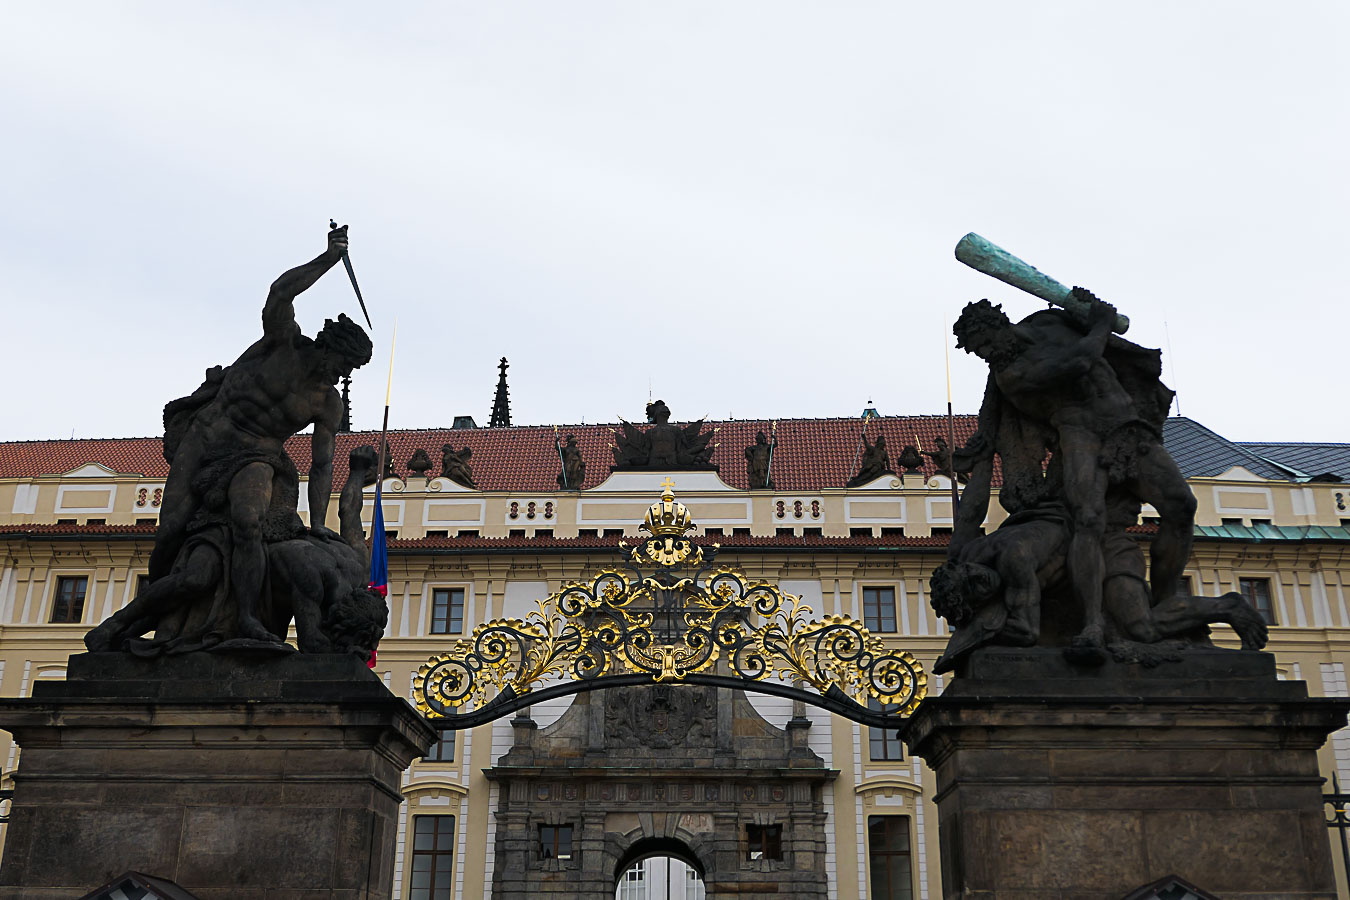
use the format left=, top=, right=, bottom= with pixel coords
left=904, top=648, right=1349, bottom=900
left=0, top=652, right=435, bottom=900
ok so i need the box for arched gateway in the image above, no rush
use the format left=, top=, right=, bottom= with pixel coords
left=412, top=485, right=928, bottom=898
left=487, top=684, right=833, bottom=897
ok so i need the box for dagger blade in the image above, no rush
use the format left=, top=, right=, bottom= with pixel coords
left=330, top=219, right=373, bottom=330
left=341, top=252, right=373, bottom=330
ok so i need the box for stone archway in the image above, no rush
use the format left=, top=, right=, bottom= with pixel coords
left=612, top=835, right=707, bottom=899
left=486, top=685, right=834, bottom=898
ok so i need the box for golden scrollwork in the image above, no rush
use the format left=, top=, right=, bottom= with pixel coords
left=413, top=485, right=928, bottom=723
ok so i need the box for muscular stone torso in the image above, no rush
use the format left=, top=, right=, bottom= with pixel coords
left=200, top=336, right=338, bottom=455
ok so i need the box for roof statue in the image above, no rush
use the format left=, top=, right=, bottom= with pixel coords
left=406, top=447, right=433, bottom=479
left=611, top=400, right=717, bottom=470
left=488, top=357, right=511, bottom=428
left=923, top=435, right=968, bottom=484
left=85, top=226, right=385, bottom=659
left=557, top=434, right=586, bottom=490
left=440, top=444, right=476, bottom=488
left=847, top=433, right=894, bottom=487
left=896, top=444, right=924, bottom=472
left=931, top=237, right=1269, bottom=672
left=744, top=430, right=775, bottom=489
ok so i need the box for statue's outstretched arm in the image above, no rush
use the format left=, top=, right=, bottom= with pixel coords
left=308, top=394, right=342, bottom=535
left=949, top=375, right=1000, bottom=558
left=340, top=445, right=378, bottom=558
left=262, top=227, right=347, bottom=339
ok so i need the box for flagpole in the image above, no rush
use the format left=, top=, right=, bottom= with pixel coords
left=764, top=419, right=778, bottom=488
left=944, top=321, right=959, bottom=516
left=554, top=425, right=568, bottom=488
left=373, top=322, right=397, bottom=493
left=369, top=322, right=397, bottom=597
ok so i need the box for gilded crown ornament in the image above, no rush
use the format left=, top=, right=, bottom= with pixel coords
left=636, top=478, right=702, bottom=566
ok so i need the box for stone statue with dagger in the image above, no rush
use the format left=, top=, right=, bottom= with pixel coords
left=86, top=222, right=387, bottom=658
left=931, top=235, right=1267, bottom=671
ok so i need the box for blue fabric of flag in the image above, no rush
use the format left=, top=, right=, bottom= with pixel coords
left=368, top=480, right=388, bottom=598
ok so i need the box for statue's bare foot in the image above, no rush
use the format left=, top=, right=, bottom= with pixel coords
left=1063, top=624, right=1107, bottom=666
left=84, top=622, right=117, bottom=652
left=1217, top=591, right=1268, bottom=649
left=238, top=617, right=282, bottom=644
left=1001, top=614, right=1038, bottom=647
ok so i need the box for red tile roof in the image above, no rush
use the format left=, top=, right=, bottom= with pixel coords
left=0, top=416, right=981, bottom=493
left=0, top=522, right=158, bottom=537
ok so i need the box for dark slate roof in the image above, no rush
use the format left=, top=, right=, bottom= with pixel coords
left=1194, top=522, right=1350, bottom=541
left=1236, top=441, right=1350, bottom=483
left=1160, top=418, right=1293, bottom=481
left=79, top=871, right=201, bottom=900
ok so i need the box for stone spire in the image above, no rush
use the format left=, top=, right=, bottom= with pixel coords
left=489, top=357, right=511, bottom=428
left=338, top=375, right=353, bottom=432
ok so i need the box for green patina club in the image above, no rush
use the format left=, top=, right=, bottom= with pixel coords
left=955, top=231, right=1131, bottom=334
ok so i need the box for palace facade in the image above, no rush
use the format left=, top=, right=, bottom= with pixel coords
left=1, top=412, right=1348, bottom=898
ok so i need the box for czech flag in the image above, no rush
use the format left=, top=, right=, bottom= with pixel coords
left=367, top=478, right=388, bottom=669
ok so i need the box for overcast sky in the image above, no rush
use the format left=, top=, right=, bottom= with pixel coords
left=2, top=4, right=1345, bottom=444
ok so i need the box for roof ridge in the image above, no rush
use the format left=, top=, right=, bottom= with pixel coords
left=1237, top=440, right=1350, bottom=449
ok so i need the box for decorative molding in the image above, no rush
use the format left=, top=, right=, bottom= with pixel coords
left=54, top=484, right=116, bottom=514
left=422, top=499, right=486, bottom=527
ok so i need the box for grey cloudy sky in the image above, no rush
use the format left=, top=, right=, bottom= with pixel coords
left=2, top=3, right=1345, bottom=443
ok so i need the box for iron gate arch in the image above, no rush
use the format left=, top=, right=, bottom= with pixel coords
left=414, top=484, right=927, bottom=730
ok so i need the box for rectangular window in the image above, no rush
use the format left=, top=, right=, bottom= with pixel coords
left=51, top=576, right=88, bottom=624
left=687, top=866, right=706, bottom=900
left=868, top=698, right=904, bottom=761
left=1174, top=576, right=1194, bottom=599
left=746, top=823, right=783, bottom=861
left=410, top=815, right=455, bottom=900
left=862, top=586, right=897, bottom=633
left=539, top=823, right=573, bottom=860
left=1239, top=577, right=1276, bottom=625
left=431, top=588, right=466, bottom=635
left=618, top=858, right=645, bottom=900
left=851, top=527, right=874, bottom=538
left=868, top=816, right=913, bottom=899
left=423, top=728, right=456, bottom=763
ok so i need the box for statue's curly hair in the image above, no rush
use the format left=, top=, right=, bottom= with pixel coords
left=315, top=313, right=374, bottom=368
left=321, top=587, right=388, bottom=659
left=928, top=560, right=1000, bottom=627
left=952, top=299, right=1011, bottom=351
